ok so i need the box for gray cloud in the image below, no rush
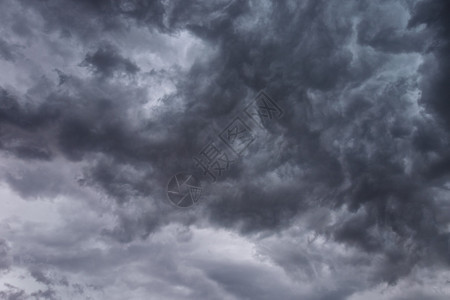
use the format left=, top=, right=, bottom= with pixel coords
left=0, top=0, right=450, bottom=299
left=80, top=44, right=140, bottom=78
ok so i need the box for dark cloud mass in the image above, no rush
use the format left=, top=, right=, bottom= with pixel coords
left=0, top=0, right=450, bottom=299
left=81, top=44, right=140, bottom=77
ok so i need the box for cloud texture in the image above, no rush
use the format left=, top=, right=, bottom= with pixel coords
left=1, top=0, right=450, bottom=299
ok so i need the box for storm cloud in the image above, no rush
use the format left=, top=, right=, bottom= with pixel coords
left=1, top=0, right=450, bottom=299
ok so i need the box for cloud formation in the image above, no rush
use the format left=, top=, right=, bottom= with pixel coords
left=1, top=0, right=450, bottom=299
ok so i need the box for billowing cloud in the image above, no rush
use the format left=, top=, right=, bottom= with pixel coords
left=1, top=0, right=450, bottom=299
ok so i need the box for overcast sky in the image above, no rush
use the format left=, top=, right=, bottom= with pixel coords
left=1, top=0, right=450, bottom=299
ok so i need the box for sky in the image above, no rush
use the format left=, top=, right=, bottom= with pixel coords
left=0, top=0, right=450, bottom=299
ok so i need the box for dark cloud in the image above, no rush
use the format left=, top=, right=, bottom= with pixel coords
left=30, top=289, right=57, bottom=300
left=80, top=44, right=140, bottom=77
left=0, top=39, right=19, bottom=62
left=1, top=0, right=450, bottom=299
left=0, top=284, right=26, bottom=300
left=0, top=239, right=11, bottom=271
left=410, top=0, right=450, bottom=174
left=30, top=270, right=53, bottom=286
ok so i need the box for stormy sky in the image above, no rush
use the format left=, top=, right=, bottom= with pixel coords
left=0, top=0, right=450, bottom=299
